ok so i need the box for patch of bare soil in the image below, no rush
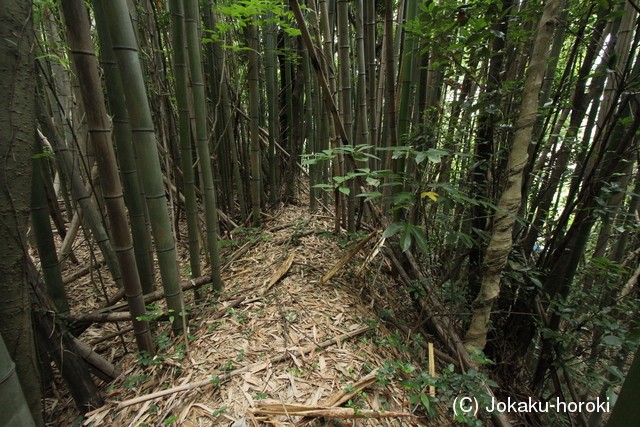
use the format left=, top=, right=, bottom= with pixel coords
left=44, top=200, right=443, bottom=427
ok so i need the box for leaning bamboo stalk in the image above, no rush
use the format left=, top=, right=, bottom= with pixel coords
left=116, top=326, right=371, bottom=409
left=73, top=338, right=122, bottom=381
left=57, top=207, right=81, bottom=264
left=37, top=99, right=125, bottom=292
left=31, top=138, right=70, bottom=315
left=93, top=0, right=156, bottom=293
left=98, top=274, right=213, bottom=316
left=61, top=0, right=154, bottom=355
left=96, top=0, right=186, bottom=335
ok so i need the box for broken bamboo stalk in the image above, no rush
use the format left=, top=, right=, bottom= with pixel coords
left=296, top=369, right=380, bottom=426
left=262, top=252, right=295, bottom=294
left=73, top=338, right=122, bottom=381
left=321, top=232, right=376, bottom=285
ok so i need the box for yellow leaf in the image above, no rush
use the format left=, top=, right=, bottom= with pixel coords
left=421, top=191, right=439, bottom=202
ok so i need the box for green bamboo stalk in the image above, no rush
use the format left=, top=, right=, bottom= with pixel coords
left=184, top=0, right=222, bottom=290
left=365, top=0, right=377, bottom=158
left=302, top=43, right=316, bottom=212
left=31, top=139, right=69, bottom=315
left=354, top=0, right=369, bottom=149
left=338, top=0, right=355, bottom=232
left=396, top=0, right=418, bottom=149
left=61, top=0, right=154, bottom=355
left=318, top=0, right=344, bottom=230
left=246, top=19, right=262, bottom=226
left=383, top=0, right=398, bottom=211
left=282, top=31, right=295, bottom=203
left=96, top=0, right=185, bottom=335
left=205, top=8, right=247, bottom=221
left=218, top=48, right=248, bottom=222
left=265, top=10, right=279, bottom=207
left=202, top=3, right=232, bottom=216
left=394, top=0, right=418, bottom=222
left=168, top=0, right=202, bottom=279
left=93, top=0, right=157, bottom=292
left=0, top=332, right=36, bottom=427
left=38, top=97, right=125, bottom=292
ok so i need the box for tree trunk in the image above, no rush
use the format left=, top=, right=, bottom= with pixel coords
left=465, top=0, right=562, bottom=350
left=605, top=345, right=640, bottom=427
left=0, top=3, right=43, bottom=423
left=30, top=260, right=104, bottom=414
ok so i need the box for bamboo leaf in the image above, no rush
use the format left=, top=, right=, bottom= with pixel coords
left=400, top=230, right=412, bottom=252
left=382, top=222, right=404, bottom=238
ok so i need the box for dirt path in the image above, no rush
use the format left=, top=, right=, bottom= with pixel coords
left=44, top=201, right=442, bottom=426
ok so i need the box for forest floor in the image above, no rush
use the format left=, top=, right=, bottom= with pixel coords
left=42, top=191, right=457, bottom=427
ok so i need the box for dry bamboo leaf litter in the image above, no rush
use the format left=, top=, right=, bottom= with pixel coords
left=40, top=200, right=455, bottom=427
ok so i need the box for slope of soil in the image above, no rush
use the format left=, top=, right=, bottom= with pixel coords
left=44, top=201, right=446, bottom=426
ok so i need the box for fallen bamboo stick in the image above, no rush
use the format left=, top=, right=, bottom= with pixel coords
left=321, top=232, right=376, bottom=285
left=115, top=326, right=371, bottom=409
left=69, top=295, right=247, bottom=324
left=262, top=252, right=295, bottom=294
left=96, top=275, right=212, bottom=315
left=296, top=369, right=380, bottom=426
left=254, top=401, right=414, bottom=419
left=63, top=259, right=104, bottom=284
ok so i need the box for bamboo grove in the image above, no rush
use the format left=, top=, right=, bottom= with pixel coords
left=1, top=0, right=640, bottom=424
